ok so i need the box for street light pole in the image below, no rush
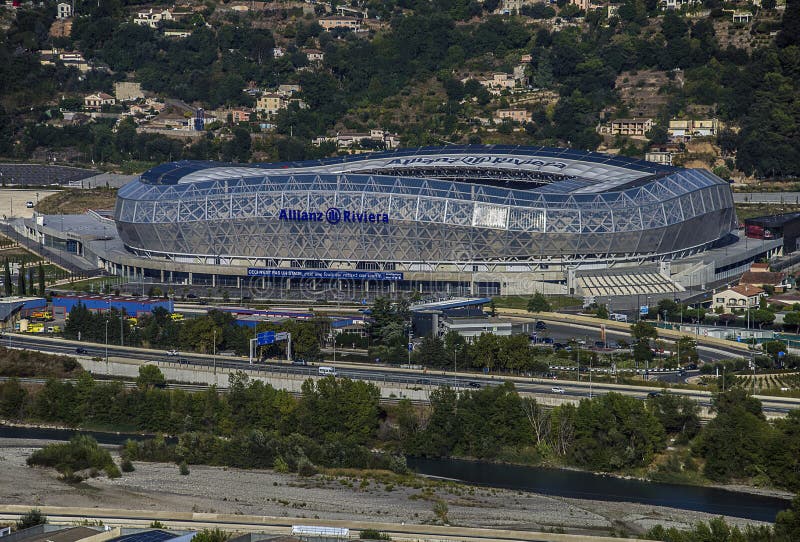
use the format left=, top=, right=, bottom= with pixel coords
left=213, top=329, right=217, bottom=375
left=104, top=318, right=109, bottom=369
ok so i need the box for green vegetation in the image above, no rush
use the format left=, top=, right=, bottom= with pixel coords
left=192, top=529, right=231, bottom=542
left=27, top=435, right=120, bottom=481
left=359, top=530, right=391, bottom=541
left=1, top=0, right=797, bottom=176
left=0, top=347, right=82, bottom=379
left=15, top=509, right=47, bottom=531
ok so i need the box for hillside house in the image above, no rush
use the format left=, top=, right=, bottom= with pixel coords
left=84, top=92, right=115, bottom=110
left=712, top=285, right=766, bottom=314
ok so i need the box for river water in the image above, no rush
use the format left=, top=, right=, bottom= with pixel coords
left=407, top=457, right=792, bottom=523
left=0, top=425, right=790, bottom=522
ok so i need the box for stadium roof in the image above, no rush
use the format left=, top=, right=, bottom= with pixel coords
left=139, top=145, right=676, bottom=193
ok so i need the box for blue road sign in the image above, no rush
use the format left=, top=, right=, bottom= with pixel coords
left=257, top=331, right=275, bottom=345
left=639, top=305, right=649, bottom=315
left=408, top=343, right=413, bottom=352
left=778, top=351, right=786, bottom=358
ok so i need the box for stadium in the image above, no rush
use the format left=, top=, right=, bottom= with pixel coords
left=100, top=145, right=751, bottom=298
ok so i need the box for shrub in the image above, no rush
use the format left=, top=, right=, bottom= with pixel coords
left=105, top=463, right=122, bottom=479
left=16, top=509, right=47, bottom=530
left=120, top=458, right=135, bottom=472
left=359, top=529, right=391, bottom=540
left=179, top=461, right=190, bottom=475
left=273, top=456, right=289, bottom=473
left=27, top=435, right=117, bottom=480
left=296, top=457, right=317, bottom=477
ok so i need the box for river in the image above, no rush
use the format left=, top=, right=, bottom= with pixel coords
left=0, top=425, right=790, bottom=523
left=407, top=456, right=791, bottom=523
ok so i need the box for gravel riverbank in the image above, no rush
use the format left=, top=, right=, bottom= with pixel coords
left=0, top=438, right=779, bottom=538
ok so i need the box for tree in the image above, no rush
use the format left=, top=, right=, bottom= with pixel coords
left=17, top=261, right=25, bottom=296
left=3, top=259, right=11, bottom=297
left=595, top=304, right=609, bottom=319
left=38, top=262, right=45, bottom=295
left=775, top=496, right=800, bottom=540
left=694, top=389, right=772, bottom=482
left=630, top=321, right=658, bottom=341
left=527, top=292, right=552, bottom=312
left=647, top=392, right=700, bottom=441
left=413, top=335, right=447, bottom=367
left=136, top=365, right=166, bottom=390
left=675, top=336, right=697, bottom=364
left=570, top=393, right=665, bottom=470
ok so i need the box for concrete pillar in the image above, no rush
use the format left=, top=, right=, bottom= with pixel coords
left=364, top=280, right=369, bottom=292
left=212, top=274, right=216, bottom=287
left=236, top=277, right=240, bottom=288
left=160, top=269, right=164, bottom=283
left=188, top=272, right=193, bottom=285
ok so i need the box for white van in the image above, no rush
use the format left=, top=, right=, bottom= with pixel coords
left=318, top=366, right=337, bottom=377
left=610, top=313, right=628, bottom=322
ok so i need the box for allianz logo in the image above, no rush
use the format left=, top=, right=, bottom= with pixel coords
left=278, top=207, right=390, bottom=225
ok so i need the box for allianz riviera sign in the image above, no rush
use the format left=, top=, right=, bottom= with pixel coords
left=279, top=207, right=389, bottom=225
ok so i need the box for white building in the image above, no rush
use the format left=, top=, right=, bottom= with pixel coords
left=56, top=2, right=72, bottom=19
left=712, top=285, right=766, bottom=314
left=440, top=317, right=513, bottom=342
left=133, top=9, right=174, bottom=28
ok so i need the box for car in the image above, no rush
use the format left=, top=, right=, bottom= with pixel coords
left=553, top=342, right=566, bottom=350
left=551, top=387, right=565, bottom=394
left=292, top=359, right=309, bottom=366
left=166, top=349, right=179, bottom=356
left=467, top=381, right=481, bottom=388
left=647, top=391, right=663, bottom=398
left=685, top=363, right=698, bottom=370
left=25, top=201, right=34, bottom=208
left=594, top=341, right=606, bottom=349
left=416, top=378, right=432, bottom=385
left=186, top=293, right=197, bottom=299
left=541, top=337, right=554, bottom=344
left=534, top=321, right=547, bottom=331
left=75, top=347, right=88, bottom=355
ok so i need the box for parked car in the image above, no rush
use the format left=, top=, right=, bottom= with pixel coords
left=25, top=201, right=34, bottom=208
left=75, top=347, right=88, bottom=355
left=292, top=359, right=309, bottom=366
left=467, top=381, right=481, bottom=388
left=647, top=391, right=663, bottom=398
left=535, top=320, right=547, bottom=331
left=551, top=387, right=565, bottom=394
left=594, top=340, right=606, bottom=349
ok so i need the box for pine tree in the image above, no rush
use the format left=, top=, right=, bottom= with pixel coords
left=3, top=259, right=11, bottom=297
left=38, top=262, right=45, bottom=296
left=17, top=262, right=25, bottom=296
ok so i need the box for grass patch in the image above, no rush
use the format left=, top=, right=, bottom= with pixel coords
left=59, top=276, right=125, bottom=293
left=735, top=203, right=800, bottom=221
left=491, top=295, right=583, bottom=311
left=35, top=188, right=117, bottom=214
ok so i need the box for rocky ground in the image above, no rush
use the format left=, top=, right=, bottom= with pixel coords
left=0, top=439, right=776, bottom=538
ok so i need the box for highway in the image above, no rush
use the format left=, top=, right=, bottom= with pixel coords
left=4, top=333, right=800, bottom=415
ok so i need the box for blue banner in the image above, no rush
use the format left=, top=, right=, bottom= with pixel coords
left=247, top=268, right=403, bottom=281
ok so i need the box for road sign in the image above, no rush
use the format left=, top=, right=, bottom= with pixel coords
left=778, top=351, right=786, bottom=358
left=257, top=331, right=275, bottom=345
left=276, top=331, right=289, bottom=341
left=639, top=305, right=649, bottom=315
left=408, top=342, right=413, bottom=352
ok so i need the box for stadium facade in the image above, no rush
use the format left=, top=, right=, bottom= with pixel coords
left=107, top=145, right=740, bottom=297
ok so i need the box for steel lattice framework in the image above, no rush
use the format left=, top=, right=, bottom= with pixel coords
left=113, top=146, right=737, bottom=267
